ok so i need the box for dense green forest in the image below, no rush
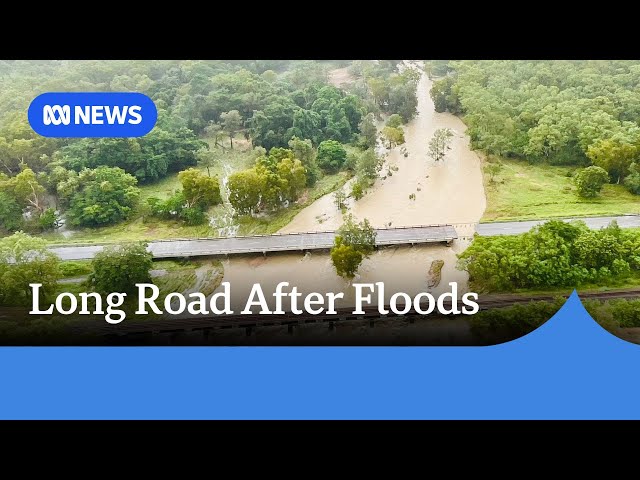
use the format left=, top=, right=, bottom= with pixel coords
left=458, top=220, right=640, bottom=292
left=0, top=60, right=418, bottom=236
left=430, top=60, right=640, bottom=194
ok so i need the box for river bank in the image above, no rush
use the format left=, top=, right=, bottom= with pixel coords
left=219, top=62, right=487, bottom=303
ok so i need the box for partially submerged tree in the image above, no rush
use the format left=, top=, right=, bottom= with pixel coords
left=330, top=215, right=376, bottom=279
left=428, top=128, right=454, bottom=161
left=334, top=189, right=347, bottom=211
left=358, top=113, right=378, bottom=149
left=381, top=126, right=405, bottom=149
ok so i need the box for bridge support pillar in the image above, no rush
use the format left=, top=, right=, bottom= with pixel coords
left=245, top=326, right=253, bottom=336
left=287, top=324, right=295, bottom=335
left=328, top=321, right=334, bottom=332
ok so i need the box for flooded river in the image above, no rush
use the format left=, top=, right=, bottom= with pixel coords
left=218, top=62, right=486, bottom=306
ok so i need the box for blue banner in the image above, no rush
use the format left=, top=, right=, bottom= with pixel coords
left=0, top=292, right=636, bottom=419
left=28, top=92, right=157, bottom=138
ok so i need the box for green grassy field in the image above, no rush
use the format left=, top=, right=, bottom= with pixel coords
left=482, top=158, right=640, bottom=222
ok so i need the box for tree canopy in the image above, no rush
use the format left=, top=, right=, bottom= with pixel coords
left=63, top=167, right=140, bottom=227
left=89, top=242, right=153, bottom=295
left=330, top=215, right=376, bottom=279
left=0, top=232, right=60, bottom=305
left=430, top=60, right=640, bottom=193
left=458, top=220, right=639, bottom=292
left=575, top=166, right=609, bottom=197
left=0, top=60, right=417, bottom=232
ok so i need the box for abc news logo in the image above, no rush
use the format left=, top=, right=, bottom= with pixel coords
left=29, top=92, right=157, bottom=138
left=42, top=105, right=143, bottom=126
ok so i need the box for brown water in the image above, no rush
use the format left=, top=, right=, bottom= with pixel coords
left=280, top=62, right=486, bottom=233
left=218, top=243, right=470, bottom=313
left=218, top=61, right=486, bottom=305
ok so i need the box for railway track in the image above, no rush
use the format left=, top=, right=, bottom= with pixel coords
left=70, top=288, right=640, bottom=338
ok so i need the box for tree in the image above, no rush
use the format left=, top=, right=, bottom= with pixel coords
left=61, top=127, right=205, bottom=183
left=624, top=162, right=640, bottom=194
left=66, top=167, right=140, bottom=227
left=386, top=114, right=403, bottom=129
left=334, top=190, right=347, bottom=210
left=428, top=128, right=454, bottom=161
left=430, top=76, right=460, bottom=113
left=178, top=168, right=222, bottom=209
left=12, top=168, right=46, bottom=213
left=337, top=215, right=376, bottom=255
left=220, top=110, right=243, bottom=149
left=330, top=215, right=376, bottom=279
left=330, top=241, right=363, bottom=279
left=575, top=166, right=609, bottom=198
left=276, top=157, right=306, bottom=202
left=587, top=139, right=638, bottom=183
left=381, top=126, right=405, bottom=149
left=457, top=219, right=638, bottom=292
left=317, top=140, right=347, bottom=173
left=350, top=180, right=366, bottom=200
left=89, top=242, right=153, bottom=295
left=356, top=148, right=383, bottom=180
left=484, top=162, right=503, bottom=183
left=389, top=81, right=419, bottom=122
left=227, top=169, right=264, bottom=215
left=204, top=122, right=226, bottom=150
left=288, top=136, right=320, bottom=186
left=358, top=113, right=378, bottom=149
left=0, top=232, right=60, bottom=306
left=37, top=208, right=61, bottom=231
left=147, top=167, right=220, bottom=225
left=0, top=191, right=23, bottom=231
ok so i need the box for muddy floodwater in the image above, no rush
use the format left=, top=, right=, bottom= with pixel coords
left=280, top=63, right=486, bottom=233
left=219, top=62, right=486, bottom=303
left=218, top=243, right=470, bottom=312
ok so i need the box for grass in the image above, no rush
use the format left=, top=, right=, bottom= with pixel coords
left=481, top=158, right=640, bottom=222
left=41, top=137, right=255, bottom=245
left=43, top=171, right=349, bottom=245
left=139, top=139, right=254, bottom=202
left=58, top=260, right=92, bottom=278
left=42, top=217, right=215, bottom=245
left=41, top=135, right=352, bottom=245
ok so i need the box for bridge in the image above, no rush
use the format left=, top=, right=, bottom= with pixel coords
left=49, top=214, right=640, bottom=261
left=49, top=224, right=458, bottom=261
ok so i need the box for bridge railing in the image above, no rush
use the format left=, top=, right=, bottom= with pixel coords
left=149, top=223, right=459, bottom=243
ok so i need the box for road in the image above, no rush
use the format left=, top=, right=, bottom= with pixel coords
left=48, top=214, right=640, bottom=261
left=50, top=225, right=457, bottom=261
left=475, top=214, right=640, bottom=236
